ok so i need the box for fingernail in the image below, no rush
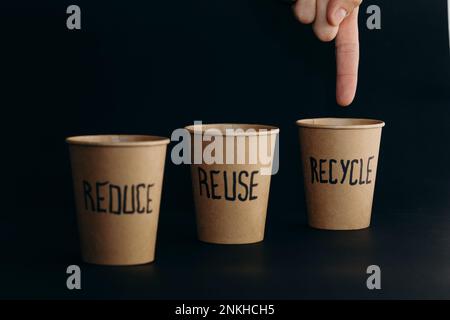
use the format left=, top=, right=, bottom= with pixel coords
left=334, top=8, right=348, bottom=25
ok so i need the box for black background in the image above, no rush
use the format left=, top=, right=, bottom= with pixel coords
left=1, top=0, right=450, bottom=299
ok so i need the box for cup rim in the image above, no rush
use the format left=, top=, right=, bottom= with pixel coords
left=184, top=123, right=280, bottom=136
left=65, top=134, right=170, bottom=147
left=296, top=118, right=385, bottom=130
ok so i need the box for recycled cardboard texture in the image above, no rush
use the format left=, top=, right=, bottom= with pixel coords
left=186, top=124, right=279, bottom=244
left=297, top=118, right=385, bottom=230
left=67, top=135, right=170, bottom=265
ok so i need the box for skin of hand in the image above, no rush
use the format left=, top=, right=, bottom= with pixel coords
left=293, top=0, right=362, bottom=106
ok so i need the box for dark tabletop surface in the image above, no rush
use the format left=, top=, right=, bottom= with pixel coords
left=2, top=203, right=450, bottom=300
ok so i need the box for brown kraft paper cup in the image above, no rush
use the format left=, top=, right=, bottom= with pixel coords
left=296, top=118, right=385, bottom=230
left=66, top=135, right=170, bottom=265
left=185, top=124, right=279, bottom=244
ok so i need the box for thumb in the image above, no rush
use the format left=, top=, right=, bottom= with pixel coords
left=327, top=0, right=362, bottom=26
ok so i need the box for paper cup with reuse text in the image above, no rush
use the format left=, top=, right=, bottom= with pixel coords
left=66, top=135, right=170, bottom=265
left=185, top=124, right=279, bottom=244
left=296, top=118, right=385, bottom=230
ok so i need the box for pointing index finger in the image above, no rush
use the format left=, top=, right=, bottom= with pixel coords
left=335, top=7, right=359, bottom=107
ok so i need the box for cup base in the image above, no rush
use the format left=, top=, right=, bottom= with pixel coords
left=198, top=237, right=264, bottom=245
left=308, top=222, right=371, bottom=231
left=81, top=257, right=155, bottom=266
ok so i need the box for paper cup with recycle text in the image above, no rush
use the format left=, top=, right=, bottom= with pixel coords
left=66, top=135, right=170, bottom=265
left=296, top=118, right=385, bottom=230
left=185, top=124, right=279, bottom=244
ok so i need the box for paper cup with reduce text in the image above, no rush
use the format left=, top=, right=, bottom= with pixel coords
left=296, top=118, right=385, bottom=230
left=185, top=124, right=280, bottom=244
left=66, top=135, right=170, bottom=265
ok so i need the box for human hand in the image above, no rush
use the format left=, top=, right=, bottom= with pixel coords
left=293, top=0, right=362, bottom=106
